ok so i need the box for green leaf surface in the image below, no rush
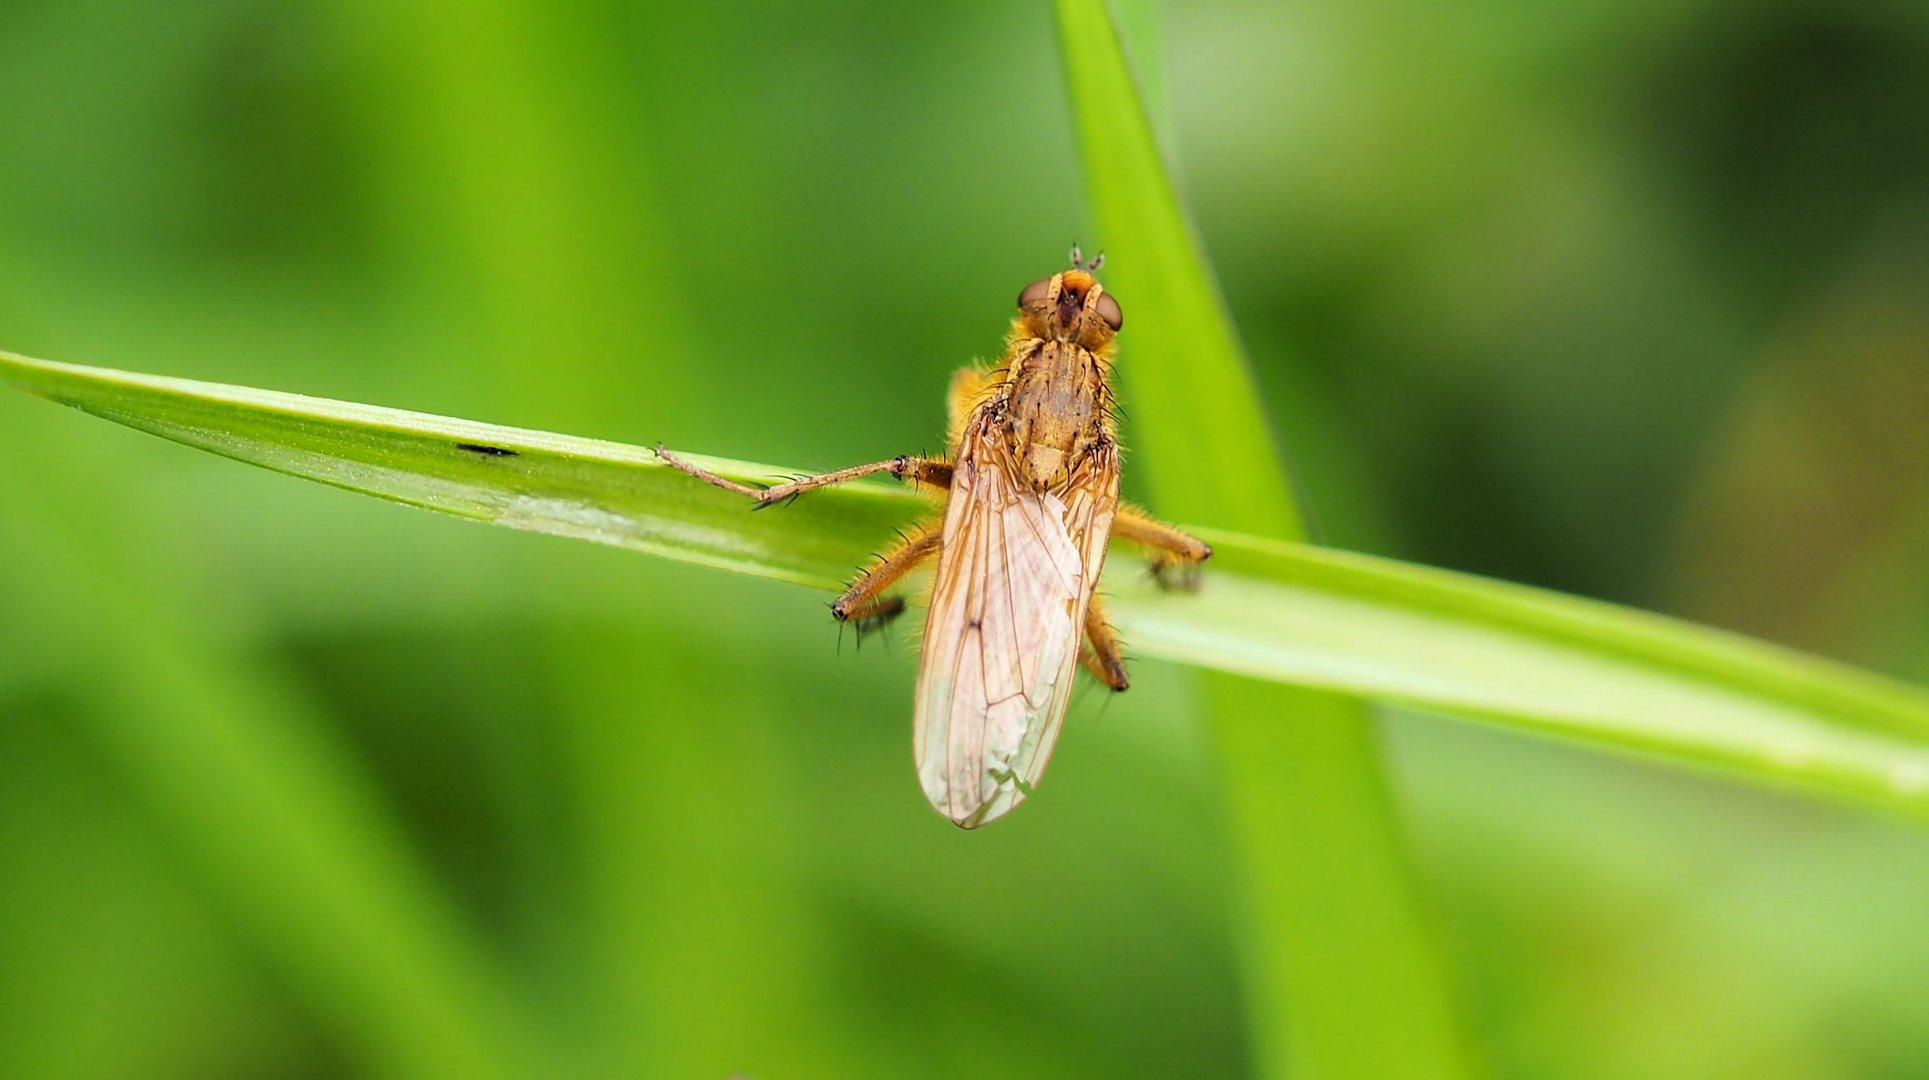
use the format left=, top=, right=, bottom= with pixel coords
left=9, top=345, right=1928, bottom=820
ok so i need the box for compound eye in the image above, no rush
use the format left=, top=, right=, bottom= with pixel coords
left=1093, top=291, right=1123, bottom=330
left=1017, top=277, right=1053, bottom=312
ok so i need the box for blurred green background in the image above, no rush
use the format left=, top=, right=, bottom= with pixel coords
left=3, top=0, right=1928, bottom=1076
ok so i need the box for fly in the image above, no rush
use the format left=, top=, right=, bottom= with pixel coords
left=658, top=247, right=1211, bottom=827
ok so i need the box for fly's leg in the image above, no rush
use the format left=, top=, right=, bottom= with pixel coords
left=657, top=364, right=991, bottom=504
left=655, top=446, right=953, bottom=506
left=1078, top=593, right=1130, bottom=691
left=832, top=522, right=942, bottom=642
left=1113, top=503, right=1213, bottom=591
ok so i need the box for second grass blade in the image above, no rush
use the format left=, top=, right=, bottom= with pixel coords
left=1054, top=2, right=1477, bottom=1076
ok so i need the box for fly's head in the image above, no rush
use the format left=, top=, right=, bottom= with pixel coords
left=1016, top=268, right=1122, bottom=352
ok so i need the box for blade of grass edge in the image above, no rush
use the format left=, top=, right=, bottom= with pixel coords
left=1053, top=4, right=1480, bottom=1078
left=7, top=348, right=1929, bottom=829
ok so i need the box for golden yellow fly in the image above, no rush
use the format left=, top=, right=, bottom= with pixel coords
left=658, top=248, right=1210, bottom=828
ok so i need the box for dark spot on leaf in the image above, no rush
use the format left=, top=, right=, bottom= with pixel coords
left=456, top=442, right=518, bottom=457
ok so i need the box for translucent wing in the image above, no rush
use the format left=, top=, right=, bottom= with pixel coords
left=913, top=414, right=1120, bottom=828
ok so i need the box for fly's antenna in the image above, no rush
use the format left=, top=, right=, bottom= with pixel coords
left=1067, top=242, right=1105, bottom=273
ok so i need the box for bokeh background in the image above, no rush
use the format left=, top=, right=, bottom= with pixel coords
left=3, top=0, right=1928, bottom=1076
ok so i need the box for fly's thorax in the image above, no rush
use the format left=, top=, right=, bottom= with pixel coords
left=999, top=338, right=1109, bottom=490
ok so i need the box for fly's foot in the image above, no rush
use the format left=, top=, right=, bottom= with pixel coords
left=833, top=594, right=907, bottom=651
left=1148, top=558, right=1206, bottom=593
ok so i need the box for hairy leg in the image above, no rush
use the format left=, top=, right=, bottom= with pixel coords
left=1112, top=503, right=1212, bottom=590
left=656, top=446, right=952, bottom=505
left=831, top=521, right=943, bottom=630
left=1078, top=593, right=1130, bottom=691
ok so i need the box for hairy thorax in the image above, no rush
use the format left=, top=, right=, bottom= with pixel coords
left=1000, top=339, right=1107, bottom=490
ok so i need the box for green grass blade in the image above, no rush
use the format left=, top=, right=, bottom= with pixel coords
left=1052, top=2, right=1475, bottom=1075
left=0, top=349, right=900, bottom=592
left=10, top=347, right=1926, bottom=815
left=1124, top=532, right=1929, bottom=819
left=1051, top=10, right=1297, bottom=539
